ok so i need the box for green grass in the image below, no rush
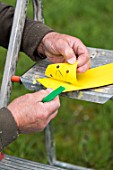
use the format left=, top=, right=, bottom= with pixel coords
left=1, top=0, right=113, bottom=169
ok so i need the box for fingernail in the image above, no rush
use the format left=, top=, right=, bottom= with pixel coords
left=67, top=58, right=76, bottom=64
left=47, top=88, right=53, bottom=93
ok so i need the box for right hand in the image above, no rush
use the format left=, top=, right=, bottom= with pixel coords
left=7, top=89, right=60, bottom=134
left=38, top=32, right=91, bottom=73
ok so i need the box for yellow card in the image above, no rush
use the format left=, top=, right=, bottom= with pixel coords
left=37, top=62, right=113, bottom=92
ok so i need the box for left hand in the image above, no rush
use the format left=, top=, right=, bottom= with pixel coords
left=38, top=32, right=91, bottom=73
left=7, top=89, right=60, bottom=134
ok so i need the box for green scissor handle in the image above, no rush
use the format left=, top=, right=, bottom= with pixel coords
left=42, top=86, right=65, bottom=103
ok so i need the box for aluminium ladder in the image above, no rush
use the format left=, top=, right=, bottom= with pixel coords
left=1, top=0, right=113, bottom=169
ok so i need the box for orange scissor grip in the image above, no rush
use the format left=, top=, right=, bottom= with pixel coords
left=11, top=76, right=21, bottom=83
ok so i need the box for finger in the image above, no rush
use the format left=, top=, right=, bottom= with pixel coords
left=55, top=39, right=76, bottom=64
left=43, top=96, right=60, bottom=116
left=46, top=110, right=58, bottom=125
left=77, top=60, right=91, bottom=73
left=77, top=53, right=90, bottom=68
left=35, top=110, right=58, bottom=132
left=73, top=39, right=90, bottom=66
left=77, top=48, right=90, bottom=68
left=35, top=96, right=60, bottom=122
left=45, top=50, right=65, bottom=63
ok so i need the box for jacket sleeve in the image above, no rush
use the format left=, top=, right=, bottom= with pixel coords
left=0, top=108, right=18, bottom=151
left=0, top=2, right=53, bottom=60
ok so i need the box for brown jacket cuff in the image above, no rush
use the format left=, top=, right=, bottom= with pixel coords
left=0, top=108, right=18, bottom=151
left=21, top=19, right=53, bottom=60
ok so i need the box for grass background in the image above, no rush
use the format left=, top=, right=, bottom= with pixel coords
left=1, top=0, right=113, bottom=169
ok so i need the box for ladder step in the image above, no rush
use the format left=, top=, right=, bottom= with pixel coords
left=22, top=47, right=113, bottom=104
left=0, top=155, right=65, bottom=170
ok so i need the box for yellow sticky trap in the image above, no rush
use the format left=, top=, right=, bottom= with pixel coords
left=37, top=62, right=113, bottom=92
left=45, top=63, right=77, bottom=84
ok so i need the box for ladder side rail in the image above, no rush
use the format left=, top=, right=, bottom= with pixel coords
left=32, top=0, right=44, bottom=22
left=0, top=0, right=29, bottom=108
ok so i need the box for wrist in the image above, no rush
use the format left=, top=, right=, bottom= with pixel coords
left=0, top=108, right=18, bottom=150
left=37, top=41, right=44, bottom=55
left=37, top=31, right=56, bottom=56
left=7, top=106, right=19, bottom=131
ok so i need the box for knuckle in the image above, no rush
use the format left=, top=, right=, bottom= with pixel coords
left=57, top=39, right=65, bottom=50
left=24, top=93, right=32, bottom=99
left=40, top=89, right=46, bottom=94
left=76, top=38, right=81, bottom=44
left=39, top=90, right=48, bottom=96
left=51, top=111, right=58, bottom=120
left=57, top=101, right=60, bottom=108
left=86, top=52, right=90, bottom=59
left=78, top=65, right=87, bottom=73
left=84, top=64, right=89, bottom=72
left=40, top=112, right=47, bottom=120
left=56, top=98, right=60, bottom=108
left=40, top=122, right=46, bottom=130
left=57, top=38, right=64, bottom=44
left=52, top=98, right=60, bottom=110
left=54, top=110, right=58, bottom=116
